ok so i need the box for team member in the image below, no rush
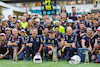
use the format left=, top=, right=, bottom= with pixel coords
left=25, top=28, right=43, bottom=61
left=69, top=6, right=78, bottom=21
left=60, top=13, right=67, bottom=28
left=54, top=26, right=64, bottom=60
left=44, top=29, right=60, bottom=61
left=93, top=26, right=100, bottom=60
left=0, top=19, right=8, bottom=33
left=0, top=33, right=9, bottom=59
left=7, top=28, right=25, bottom=60
left=44, top=19, right=55, bottom=30
left=62, top=26, right=77, bottom=61
left=16, top=20, right=23, bottom=31
left=5, top=27, right=12, bottom=43
left=34, top=19, right=44, bottom=35
left=26, top=20, right=34, bottom=36
left=41, top=27, right=49, bottom=42
left=59, top=6, right=69, bottom=20
left=81, top=28, right=96, bottom=60
left=20, top=29, right=28, bottom=44
left=67, top=19, right=75, bottom=30
left=91, top=17, right=99, bottom=34
left=76, top=22, right=87, bottom=47
left=10, top=15, right=17, bottom=29
left=53, top=21, right=65, bottom=34
left=54, top=26, right=64, bottom=44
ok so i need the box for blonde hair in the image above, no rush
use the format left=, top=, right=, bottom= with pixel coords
left=16, top=22, right=22, bottom=29
left=1, top=21, right=7, bottom=27
left=27, top=20, right=34, bottom=28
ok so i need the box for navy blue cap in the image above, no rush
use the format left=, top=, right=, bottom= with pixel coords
left=48, top=29, right=54, bottom=33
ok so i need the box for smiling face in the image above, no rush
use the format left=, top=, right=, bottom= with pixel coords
left=87, top=29, right=92, bottom=35
left=49, top=33, right=54, bottom=39
left=12, top=29, right=18, bottom=36
left=66, top=27, right=73, bottom=36
left=32, top=29, right=38, bottom=36
left=5, top=30, right=10, bottom=35
left=0, top=35, right=5, bottom=41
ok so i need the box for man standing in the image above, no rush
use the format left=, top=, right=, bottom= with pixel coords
left=69, top=6, right=78, bottom=21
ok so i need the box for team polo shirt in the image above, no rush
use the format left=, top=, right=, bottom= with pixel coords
left=27, top=35, right=43, bottom=51
left=64, top=33, right=77, bottom=44
left=82, top=35, right=94, bottom=48
left=9, top=36, right=24, bottom=50
left=54, top=32, right=63, bottom=42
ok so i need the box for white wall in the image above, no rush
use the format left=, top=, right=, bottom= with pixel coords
left=2, top=9, right=13, bottom=20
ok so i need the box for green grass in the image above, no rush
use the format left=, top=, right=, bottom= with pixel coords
left=0, top=59, right=100, bottom=67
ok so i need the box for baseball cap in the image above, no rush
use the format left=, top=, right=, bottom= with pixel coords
left=12, top=15, right=17, bottom=18
left=48, top=29, right=54, bottom=33
left=5, top=27, right=10, bottom=31
left=32, top=16, right=36, bottom=19
left=1, top=19, right=6, bottom=22
left=35, top=19, right=40, bottom=22
left=17, top=20, right=21, bottom=23
left=67, top=19, right=73, bottom=23
left=0, top=33, right=5, bottom=36
left=77, top=15, right=82, bottom=17
left=20, top=29, right=25, bottom=33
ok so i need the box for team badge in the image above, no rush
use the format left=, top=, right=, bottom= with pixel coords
left=66, top=35, right=68, bottom=40
left=36, top=38, right=39, bottom=42
left=71, top=36, right=74, bottom=41
left=30, top=37, right=33, bottom=42
left=48, top=40, right=50, bottom=43
left=58, top=35, right=61, bottom=39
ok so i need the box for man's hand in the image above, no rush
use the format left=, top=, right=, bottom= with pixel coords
left=88, top=47, right=92, bottom=51
left=17, top=52, right=20, bottom=55
left=0, top=55, right=4, bottom=59
left=72, top=45, right=76, bottom=48
left=36, top=52, right=40, bottom=56
left=25, top=4, right=28, bottom=8
left=64, top=42, right=71, bottom=47
left=13, top=43, right=17, bottom=46
left=80, top=33, right=85, bottom=37
left=83, top=46, right=87, bottom=48
left=48, top=51, right=52, bottom=55
left=62, top=46, right=66, bottom=52
left=29, top=44, right=32, bottom=47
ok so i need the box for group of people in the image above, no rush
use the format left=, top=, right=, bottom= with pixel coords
left=0, top=4, right=100, bottom=62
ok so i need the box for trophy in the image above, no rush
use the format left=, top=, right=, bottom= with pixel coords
left=13, top=41, right=18, bottom=62
left=13, top=47, right=18, bottom=62
left=52, top=45, right=57, bottom=63
left=84, top=50, right=89, bottom=64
